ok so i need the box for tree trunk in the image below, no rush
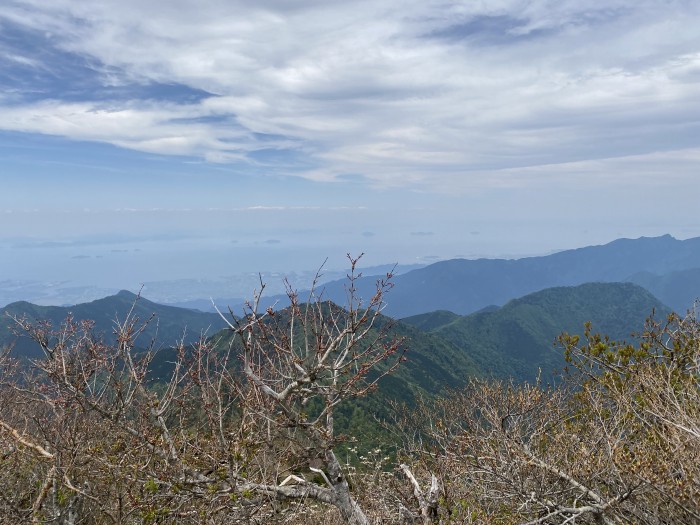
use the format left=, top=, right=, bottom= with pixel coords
left=326, top=450, right=370, bottom=525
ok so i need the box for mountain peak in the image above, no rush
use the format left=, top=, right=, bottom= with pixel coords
left=115, top=290, right=139, bottom=298
left=637, top=233, right=675, bottom=242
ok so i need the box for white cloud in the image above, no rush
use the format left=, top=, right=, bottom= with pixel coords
left=1, top=0, right=700, bottom=191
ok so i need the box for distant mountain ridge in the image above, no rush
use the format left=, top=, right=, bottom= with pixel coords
left=0, top=290, right=229, bottom=358
left=625, top=267, right=700, bottom=313
left=313, top=234, right=700, bottom=318
left=1, top=235, right=692, bottom=386
left=4, top=235, right=698, bottom=321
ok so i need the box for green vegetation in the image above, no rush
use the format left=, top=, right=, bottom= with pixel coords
left=404, top=282, right=668, bottom=382
left=1, top=290, right=228, bottom=358
left=1, top=261, right=696, bottom=524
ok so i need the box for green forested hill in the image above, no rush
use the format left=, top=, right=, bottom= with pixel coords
left=0, top=290, right=228, bottom=358
left=196, top=306, right=482, bottom=452
left=200, top=282, right=667, bottom=446
left=1, top=282, right=671, bottom=454
left=404, top=282, right=670, bottom=382
left=206, top=310, right=480, bottom=406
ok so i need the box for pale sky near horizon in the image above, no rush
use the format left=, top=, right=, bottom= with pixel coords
left=2, top=1, right=700, bottom=294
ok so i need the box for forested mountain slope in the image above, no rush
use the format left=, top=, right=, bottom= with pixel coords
left=1, top=290, right=228, bottom=357
left=402, top=282, right=669, bottom=382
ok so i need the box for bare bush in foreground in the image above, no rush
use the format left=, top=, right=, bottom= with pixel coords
left=3, top=269, right=699, bottom=524
left=398, top=311, right=700, bottom=524
left=0, top=257, right=404, bottom=524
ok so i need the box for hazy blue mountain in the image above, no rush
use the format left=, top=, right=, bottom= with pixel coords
left=313, top=234, right=700, bottom=318
left=160, top=263, right=426, bottom=313
left=625, top=267, right=700, bottom=314
left=1, top=290, right=229, bottom=358
left=403, top=282, right=669, bottom=383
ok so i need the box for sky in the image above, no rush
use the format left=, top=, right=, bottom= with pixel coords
left=1, top=1, right=700, bottom=302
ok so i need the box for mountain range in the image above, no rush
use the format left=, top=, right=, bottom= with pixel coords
left=2, top=282, right=666, bottom=388
left=1, top=255, right=673, bottom=449
left=202, top=281, right=665, bottom=446
left=1, top=234, right=693, bottom=384
left=0, top=234, right=693, bottom=459
left=0, top=290, right=228, bottom=358
left=310, top=234, right=700, bottom=318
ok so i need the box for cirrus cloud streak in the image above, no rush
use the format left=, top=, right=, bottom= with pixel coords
left=1, top=0, right=699, bottom=192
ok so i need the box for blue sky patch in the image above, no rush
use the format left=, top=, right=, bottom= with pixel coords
left=0, top=19, right=211, bottom=105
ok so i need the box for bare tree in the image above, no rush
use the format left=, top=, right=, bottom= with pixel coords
left=558, top=311, right=700, bottom=522
left=0, top=256, right=404, bottom=524
left=6, top=260, right=698, bottom=524
left=398, top=311, right=700, bottom=524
